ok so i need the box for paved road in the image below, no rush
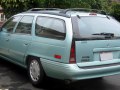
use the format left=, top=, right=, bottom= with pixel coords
left=0, top=58, right=120, bottom=90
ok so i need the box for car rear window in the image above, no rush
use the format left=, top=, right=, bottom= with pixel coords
left=79, top=17, right=120, bottom=35
left=73, top=16, right=120, bottom=40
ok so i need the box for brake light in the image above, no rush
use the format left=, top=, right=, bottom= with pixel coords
left=69, top=42, right=76, bottom=64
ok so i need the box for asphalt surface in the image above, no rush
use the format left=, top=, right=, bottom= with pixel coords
left=0, top=58, right=120, bottom=90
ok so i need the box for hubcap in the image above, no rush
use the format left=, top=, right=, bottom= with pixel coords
left=30, top=60, right=40, bottom=82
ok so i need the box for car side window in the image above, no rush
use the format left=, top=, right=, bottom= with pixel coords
left=1, top=16, right=21, bottom=33
left=35, top=16, right=66, bottom=40
left=15, top=16, right=34, bottom=34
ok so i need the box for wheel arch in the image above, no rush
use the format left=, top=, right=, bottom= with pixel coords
left=25, top=55, right=41, bottom=67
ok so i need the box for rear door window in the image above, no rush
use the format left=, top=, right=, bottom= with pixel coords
left=15, top=16, right=34, bottom=34
left=35, top=16, right=66, bottom=40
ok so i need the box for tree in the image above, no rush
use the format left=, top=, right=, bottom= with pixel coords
left=111, top=2, right=120, bottom=21
left=0, top=0, right=91, bottom=18
left=0, top=0, right=41, bottom=18
left=0, top=0, right=120, bottom=21
left=69, top=0, right=91, bottom=8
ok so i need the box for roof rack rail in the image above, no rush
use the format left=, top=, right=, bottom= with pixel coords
left=27, top=8, right=62, bottom=12
left=59, top=8, right=107, bottom=15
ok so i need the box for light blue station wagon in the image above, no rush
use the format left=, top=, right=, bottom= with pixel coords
left=0, top=8, right=120, bottom=86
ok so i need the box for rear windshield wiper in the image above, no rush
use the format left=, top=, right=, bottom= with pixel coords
left=74, top=35, right=106, bottom=40
left=92, top=32, right=114, bottom=38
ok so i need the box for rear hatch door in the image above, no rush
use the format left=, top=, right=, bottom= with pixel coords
left=72, top=15, right=120, bottom=68
left=76, top=40, right=120, bottom=67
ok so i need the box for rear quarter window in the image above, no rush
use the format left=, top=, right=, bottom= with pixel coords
left=35, top=16, right=66, bottom=40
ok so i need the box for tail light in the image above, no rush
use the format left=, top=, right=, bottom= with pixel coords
left=69, top=42, right=76, bottom=64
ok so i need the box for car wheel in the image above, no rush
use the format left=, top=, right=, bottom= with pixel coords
left=27, top=57, right=45, bottom=87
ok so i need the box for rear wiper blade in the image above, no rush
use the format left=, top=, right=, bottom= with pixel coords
left=92, top=32, right=114, bottom=38
left=92, top=32, right=114, bottom=36
left=74, top=35, right=106, bottom=40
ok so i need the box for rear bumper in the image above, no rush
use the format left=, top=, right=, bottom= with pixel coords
left=41, top=59, right=120, bottom=81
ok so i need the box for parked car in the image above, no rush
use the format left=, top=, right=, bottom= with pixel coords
left=0, top=8, right=120, bottom=86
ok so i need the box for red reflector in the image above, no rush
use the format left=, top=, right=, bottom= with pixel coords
left=54, top=55, right=61, bottom=59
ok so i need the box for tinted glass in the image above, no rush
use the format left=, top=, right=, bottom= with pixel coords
left=2, top=16, right=21, bottom=33
left=35, top=17, right=66, bottom=40
left=78, top=17, right=120, bottom=37
left=15, top=16, right=34, bottom=34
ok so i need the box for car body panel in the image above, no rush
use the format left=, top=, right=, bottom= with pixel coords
left=0, top=31, right=12, bottom=57
left=40, top=58, right=120, bottom=80
left=76, top=40, right=120, bottom=65
left=8, top=34, right=32, bottom=64
left=26, top=15, right=73, bottom=63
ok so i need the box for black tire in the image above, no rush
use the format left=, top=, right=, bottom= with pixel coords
left=93, top=77, right=103, bottom=80
left=27, top=57, right=45, bottom=87
left=96, top=77, right=103, bottom=80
